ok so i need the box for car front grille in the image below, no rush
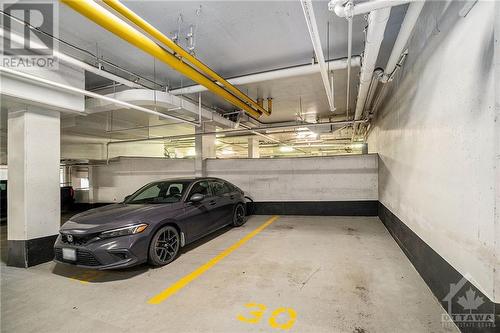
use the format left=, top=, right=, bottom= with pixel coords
left=54, top=248, right=101, bottom=266
left=60, top=233, right=96, bottom=246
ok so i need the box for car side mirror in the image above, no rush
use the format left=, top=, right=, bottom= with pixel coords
left=123, top=195, right=131, bottom=202
left=189, top=193, right=204, bottom=202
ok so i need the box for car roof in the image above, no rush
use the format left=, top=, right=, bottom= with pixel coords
left=153, top=177, right=226, bottom=183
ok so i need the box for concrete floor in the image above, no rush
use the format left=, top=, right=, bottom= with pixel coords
left=1, top=216, right=458, bottom=332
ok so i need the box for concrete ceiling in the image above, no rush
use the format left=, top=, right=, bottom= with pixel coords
left=57, top=0, right=408, bottom=123
left=1, top=1, right=409, bottom=160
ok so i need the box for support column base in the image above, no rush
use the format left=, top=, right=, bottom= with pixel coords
left=7, top=235, right=58, bottom=268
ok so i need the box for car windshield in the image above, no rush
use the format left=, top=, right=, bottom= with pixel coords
left=125, top=181, right=191, bottom=204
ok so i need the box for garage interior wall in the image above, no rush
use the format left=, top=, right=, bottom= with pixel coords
left=88, top=155, right=378, bottom=212
left=367, top=0, right=498, bottom=304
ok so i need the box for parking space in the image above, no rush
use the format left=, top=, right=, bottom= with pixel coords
left=1, top=216, right=453, bottom=332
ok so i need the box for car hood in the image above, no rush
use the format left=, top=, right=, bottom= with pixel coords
left=60, top=203, right=183, bottom=234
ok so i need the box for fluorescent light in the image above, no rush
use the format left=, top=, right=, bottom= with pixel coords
left=280, top=146, right=294, bottom=152
left=185, top=147, right=196, bottom=156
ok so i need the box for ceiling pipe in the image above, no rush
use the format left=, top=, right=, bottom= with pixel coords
left=364, top=69, right=384, bottom=115
left=352, top=8, right=391, bottom=129
left=0, top=28, right=144, bottom=89
left=346, top=2, right=354, bottom=119
left=106, top=119, right=367, bottom=145
left=352, top=68, right=383, bottom=140
left=329, top=0, right=414, bottom=17
left=101, top=0, right=271, bottom=117
left=61, top=0, right=263, bottom=119
left=300, top=0, right=336, bottom=112
left=0, top=9, right=164, bottom=90
left=170, top=57, right=360, bottom=95
left=355, top=1, right=424, bottom=141
left=381, top=1, right=425, bottom=82
left=0, top=66, right=200, bottom=126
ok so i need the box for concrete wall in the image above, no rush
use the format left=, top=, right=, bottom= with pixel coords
left=0, top=165, right=7, bottom=180
left=367, top=1, right=497, bottom=301
left=89, top=155, right=378, bottom=203
left=206, top=155, right=378, bottom=201
left=494, top=0, right=500, bottom=308
left=61, top=141, right=166, bottom=160
left=91, top=158, right=196, bottom=203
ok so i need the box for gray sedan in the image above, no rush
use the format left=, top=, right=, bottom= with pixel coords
left=54, top=178, right=247, bottom=269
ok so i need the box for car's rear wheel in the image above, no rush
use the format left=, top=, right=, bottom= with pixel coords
left=232, top=203, right=247, bottom=227
left=148, top=225, right=180, bottom=267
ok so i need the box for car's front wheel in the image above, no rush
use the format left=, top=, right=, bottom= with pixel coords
left=148, top=225, right=180, bottom=267
left=232, top=203, right=247, bottom=227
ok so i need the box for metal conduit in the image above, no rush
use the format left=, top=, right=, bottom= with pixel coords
left=61, top=0, right=263, bottom=119
left=106, top=119, right=368, bottom=145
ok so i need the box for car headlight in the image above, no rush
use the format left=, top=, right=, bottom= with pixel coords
left=99, top=223, right=148, bottom=239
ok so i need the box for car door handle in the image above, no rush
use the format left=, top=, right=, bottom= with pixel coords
left=230, top=195, right=235, bottom=200
left=209, top=200, right=216, bottom=206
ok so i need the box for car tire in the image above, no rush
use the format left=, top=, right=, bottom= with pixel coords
left=232, top=203, right=247, bottom=227
left=148, top=225, right=180, bottom=267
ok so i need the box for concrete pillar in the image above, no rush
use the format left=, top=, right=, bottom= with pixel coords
left=248, top=137, right=260, bottom=158
left=61, top=165, right=71, bottom=186
left=88, top=166, right=96, bottom=204
left=194, top=123, right=216, bottom=177
left=7, top=108, right=60, bottom=267
left=361, top=143, right=368, bottom=154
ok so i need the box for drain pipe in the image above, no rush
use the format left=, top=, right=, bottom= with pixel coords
left=381, top=1, right=425, bottom=82
left=364, top=69, right=384, bottom=117
left=329, top=0, right=414, bottom=17
left=352, top=8, right=391, bottom=129
left=351, top=68, right=383, bottom=141
left=345, top=0, right=353, bottom=119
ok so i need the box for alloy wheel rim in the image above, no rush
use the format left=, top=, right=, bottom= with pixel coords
left=235, top=205, right=245, bottom=224
left=155, top=228, right=178, bottom=262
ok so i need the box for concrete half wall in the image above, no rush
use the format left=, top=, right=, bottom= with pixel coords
left=206, top=155, right=378, bottom=201
left=89, top=155, right=378, bottom=204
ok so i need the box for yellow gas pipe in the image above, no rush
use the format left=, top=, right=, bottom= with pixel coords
left=61, top=0, right=263, bottom=119
left=102, top=0, right=271, bottom=116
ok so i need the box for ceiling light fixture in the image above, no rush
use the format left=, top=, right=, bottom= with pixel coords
left=280, top=146, right=294, bottom=153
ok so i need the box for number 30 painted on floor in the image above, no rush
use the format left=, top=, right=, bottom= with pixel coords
left=237, top=303, right=297, bottom=330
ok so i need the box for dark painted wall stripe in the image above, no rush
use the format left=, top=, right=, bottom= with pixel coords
left=248, top=200, right=378, bottom=216
left=378, top=203, right=498, bottom=333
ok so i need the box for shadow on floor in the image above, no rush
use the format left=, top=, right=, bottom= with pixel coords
left=51, top=262, right=150, bottom=282
left=50, top=223, right=236, bottom=283
left=1, top=224, right=7, bottom=264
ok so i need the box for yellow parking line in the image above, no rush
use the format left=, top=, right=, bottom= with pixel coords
left=148, top=215, right=280, bottom=304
